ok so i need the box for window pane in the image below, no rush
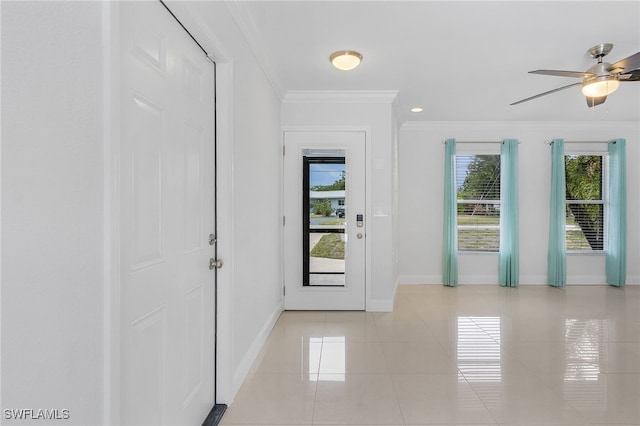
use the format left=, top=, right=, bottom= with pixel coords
left=456, top=154, right=501, bottom=252
left=458, top=205, right=500, bottom=251
left=564, top=154, right=605, bottom=251
left=565, top=155, right=602, bottom=201
left=304, top=157, right=346, bottom=286
left=457, top=155, right=501, bottom=200
left=566, top=204, right=604, bottom=251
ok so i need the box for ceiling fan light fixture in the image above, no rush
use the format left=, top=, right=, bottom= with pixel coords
left=512, top=43, right=640, bottom=107
left=330, top=50, right=363, bottom=71
left=581, top=76, right=620, bottom=97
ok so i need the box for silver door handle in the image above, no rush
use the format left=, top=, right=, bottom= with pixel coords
left=209, top=258, right=223, bottom=270
left=357, top=233, right=363, bottom=239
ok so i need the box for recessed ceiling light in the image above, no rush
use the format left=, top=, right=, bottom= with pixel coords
left=411, top=107, right=423, bottom=113
left=330, top=50, right=363, bottom=71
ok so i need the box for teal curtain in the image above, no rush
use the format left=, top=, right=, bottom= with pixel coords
left=548, top=139, right=566, bottom=287
left=606, top=138, right=627, bottom=287
left=499, top=139, right=519, bottom=287
left=442, top=139, right=458, bottom=286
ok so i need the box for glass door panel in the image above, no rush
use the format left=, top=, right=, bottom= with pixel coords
left=303, top=156, right=346, bottom=286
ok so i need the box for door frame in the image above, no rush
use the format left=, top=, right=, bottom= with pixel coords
left=281, top=126, right=372, bottom=311
left=103, top=2, right=234, bottom=423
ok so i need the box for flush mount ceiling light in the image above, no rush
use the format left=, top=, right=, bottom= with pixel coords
left=410, top=107, right=424, bottom=113
left=330, top=50, right=363, bottom=71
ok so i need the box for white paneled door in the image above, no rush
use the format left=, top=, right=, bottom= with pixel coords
left=118, top=2, right=216, bottom=425
left=283, top=131, right=366, bottom=310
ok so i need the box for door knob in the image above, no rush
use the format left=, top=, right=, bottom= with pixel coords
left=357, top=233, right=363, bottom=239
left=209, top=258, right=223, bottom=270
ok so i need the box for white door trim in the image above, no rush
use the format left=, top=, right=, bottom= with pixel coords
left=162, top=1, right=236, bottom=406
left=103, top=3, right=235, bottom=422
left=281, top=125, right=372, bottom=311
left=210, top=61, right=235, bottom=405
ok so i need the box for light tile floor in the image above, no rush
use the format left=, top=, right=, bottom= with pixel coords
left=220, top=285, right=640, bottom=425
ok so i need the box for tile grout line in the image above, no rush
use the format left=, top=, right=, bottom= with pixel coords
left=310, top=313, right=326, bottom=426
left=370, top=306, right=409, bottom=425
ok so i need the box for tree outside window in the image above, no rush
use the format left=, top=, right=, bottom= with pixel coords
left=456, top=155, right=501, bottom=251
left=565, top=155, right=605, bottom=251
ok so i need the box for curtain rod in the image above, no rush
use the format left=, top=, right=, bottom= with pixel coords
left=442, top=140, right=520, bottom=144
left=545, top=140, right=614, bottom=145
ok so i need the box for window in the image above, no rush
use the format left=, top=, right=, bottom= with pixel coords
left=303, top=156, right=346, bottom=286
left=456, top=154, right=501, bottom=251
left=565, top=154, right=606, bottom=251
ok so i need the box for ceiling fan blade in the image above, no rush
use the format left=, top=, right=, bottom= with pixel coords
left=607, top=51, right=640, bottom=74
left=586, top=95, right=607, bottom=108
left=529, top=69, right=593, bottom=78
left=618, top=70, right=640, bottom=81
left=510, top=82, right=582, bottom=106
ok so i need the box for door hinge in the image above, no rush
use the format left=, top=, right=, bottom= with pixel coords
left=282, top=145, right=285, bottom=156
left=283, top=286, right=286, bottom=296
left=283, top=216, right=286, bottom=226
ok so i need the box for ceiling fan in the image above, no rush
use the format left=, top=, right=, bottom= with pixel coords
left=511, top=43, right=640, bottom=107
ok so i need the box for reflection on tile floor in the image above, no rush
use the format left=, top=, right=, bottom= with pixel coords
left=220, top=285, right=640, bottom=425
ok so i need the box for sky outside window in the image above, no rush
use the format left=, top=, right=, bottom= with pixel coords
left=310, top=163, right=345, bottom=187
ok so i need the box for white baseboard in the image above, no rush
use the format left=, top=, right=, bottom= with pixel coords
left=231, top=302, right=283, bottom=402
left=368, top=298, right=394, bottom=312
left=625, top=275, right=640, bottom=285
left=519, top=275, right=548, bottom=285
left=397, top=274, right=640, bottom=286
left=367, top=276, right=401, bottom=312
left=397, top=274, right=441, bottom=285
left=458, top=275, right=498, bottom=285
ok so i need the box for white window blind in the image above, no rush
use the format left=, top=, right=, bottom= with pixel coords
left=565, top=154, right=606, bottom=251
left=456, top=154, right=501, bottom=251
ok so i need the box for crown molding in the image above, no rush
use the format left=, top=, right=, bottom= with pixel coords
left=283, top=90, right=399, bottom=103
left=400, top=120, right=640, bottom=131
left=225, top=0, right=285, bottom=100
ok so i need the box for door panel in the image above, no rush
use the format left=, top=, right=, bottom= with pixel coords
left=284, top=131, right=366, bottom=310
left=131, top=93, right=164, bottom=270
left=128, top=306, right=165, bottom=425
left=119, top=2, right=216, bottom=425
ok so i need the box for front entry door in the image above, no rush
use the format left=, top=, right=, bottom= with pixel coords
left=284, top=131, right=366, bottom=310
left=118, top=2, right=216, bottom=424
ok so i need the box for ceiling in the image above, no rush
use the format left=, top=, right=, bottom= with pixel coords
left=224, top=1, right=640, bottom=123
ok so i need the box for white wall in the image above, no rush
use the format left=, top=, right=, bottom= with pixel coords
left=1, top=2, right=104, bottom=424
left=1, top=2, right=285, bottom=421
left=281, top=94, right=400, bottom=310
left=398, top=121, right=640, bottom=286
